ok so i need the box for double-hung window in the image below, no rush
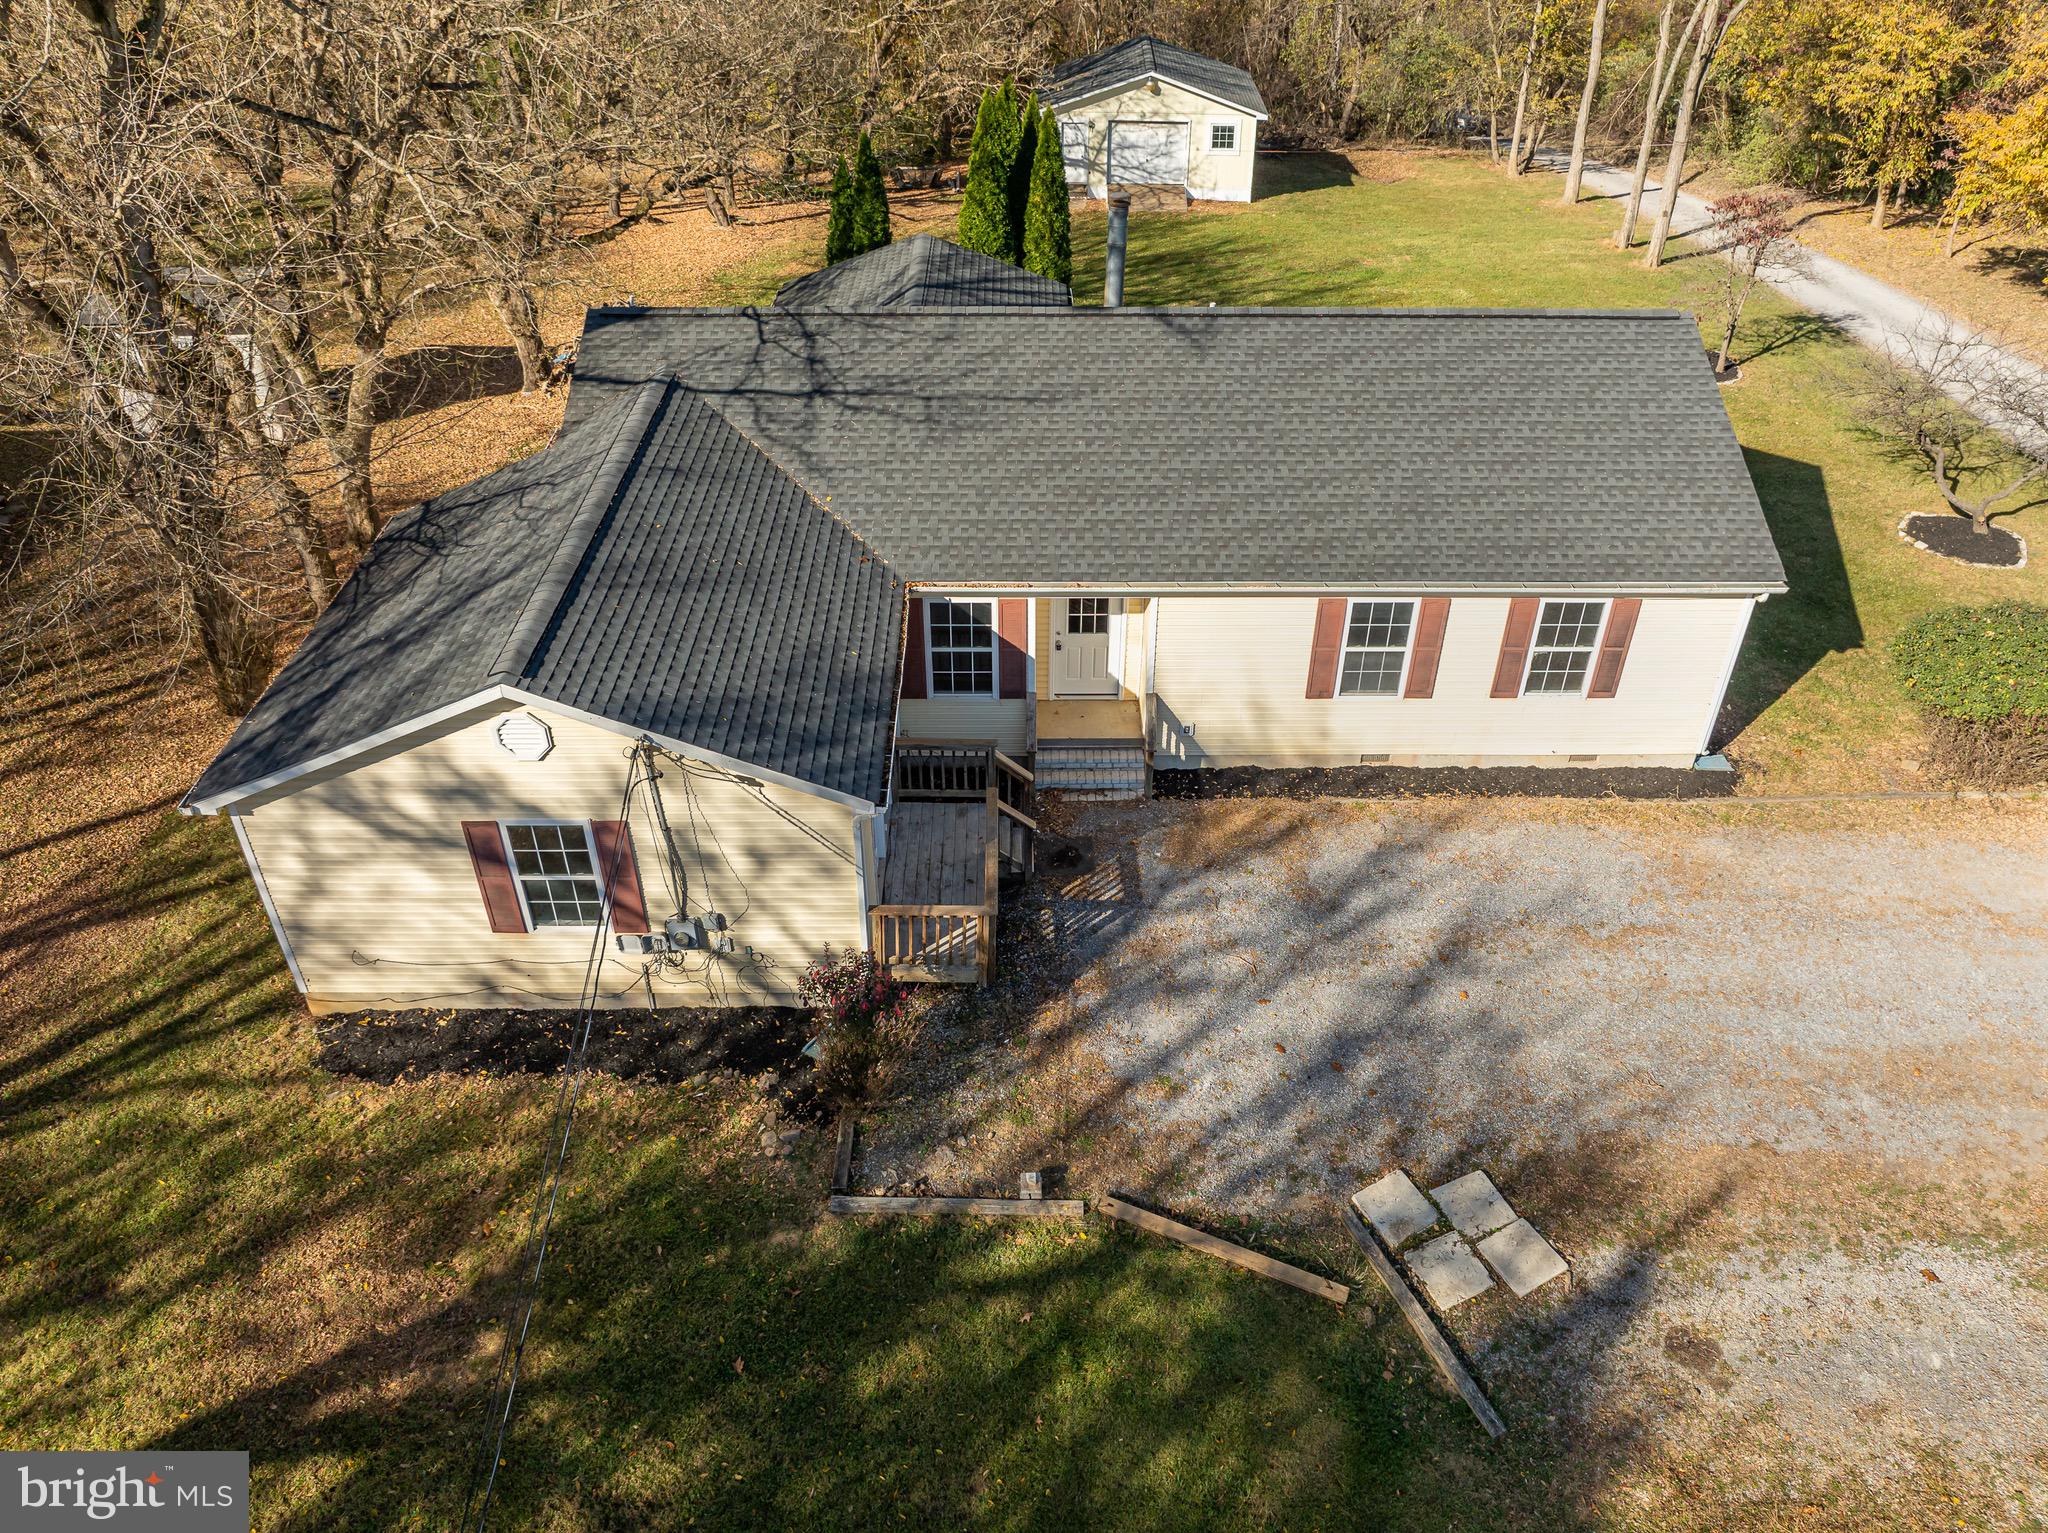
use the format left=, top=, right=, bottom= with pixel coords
left=505, top=821, right=605, bottom=926
left=1338, top=599, right=1415, bottom=696
left=927, top=598, right=996, bottom=695
left=1523, top=600, right=1607, bottom=694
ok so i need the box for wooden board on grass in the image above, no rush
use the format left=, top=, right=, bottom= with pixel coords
left=1100, top=1195, right=1349, bottom=1306
left=828, top=1194, right=1086, bottom=1218
left=1343, top=1208, right=1506, bottom=1439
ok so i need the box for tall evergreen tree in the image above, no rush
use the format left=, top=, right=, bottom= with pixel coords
left=958, top=81, right=1025, bottom=260
left=850, top=130, right=892, bottom=255
left=825, top=154, right=855, bottom=264
left=1007, top=93, right=1038, bottom=259
left=1022, top=105, right=1072, bottom=284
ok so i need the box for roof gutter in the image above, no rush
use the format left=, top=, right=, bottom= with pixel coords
left=910, top=580, right=1789, bottom=599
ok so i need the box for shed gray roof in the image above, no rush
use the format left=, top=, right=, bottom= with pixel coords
left=775, top=234, right=1069, bottom=311
left=1042, top=36, right=1269, bottom=118
left=565, top=306, right=1786, bottom=590
left=186, top=375, right=904, bottom=810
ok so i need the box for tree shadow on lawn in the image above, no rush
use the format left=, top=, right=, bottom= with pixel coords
left=1252, top=149, right=1359, bottom=201
left=370, top=344, right=529, bottom=425
left=1716, top=447, right=1862, bottom=750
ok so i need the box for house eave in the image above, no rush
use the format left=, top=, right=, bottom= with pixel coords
left=1044, top=73, right=1270, bottom=121
left=908, top=579, right=1789, bottom=599
left=181, top=684, right=882, bottom=818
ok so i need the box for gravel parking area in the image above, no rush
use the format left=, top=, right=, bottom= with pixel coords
left=861, top=796, right=2048, bottom=1517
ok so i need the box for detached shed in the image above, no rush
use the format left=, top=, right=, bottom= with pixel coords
left=1043, top=36, right=1269, bottom=204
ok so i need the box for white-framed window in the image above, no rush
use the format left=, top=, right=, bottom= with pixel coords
left=1209, top=121, right=1239, bottom=152
left=1060, top=119, right=1092, bottom=186
left=1522, top=599, right=1608, bottom=695
left=927, top=597, right=996, bottom=696
left=1338, top=599, right=1416, bottom=696
left=1065, top=595, right=1110, bottom=634
left=503, top=820, right=605, bottom=927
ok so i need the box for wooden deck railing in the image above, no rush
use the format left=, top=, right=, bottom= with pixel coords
left=877, top=741, right=1038, bottom=983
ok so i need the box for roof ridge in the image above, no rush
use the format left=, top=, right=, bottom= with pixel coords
left=488, top=374, right=671, bottom=683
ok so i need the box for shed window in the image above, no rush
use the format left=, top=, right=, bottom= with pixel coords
left=1523, top=600, right=1608, bottom=694
left=928, top=598, right=996, bottom=695
left=1338, top=600, right=1415, bottom=696
left=1209, top=122, right=1238, bottom=151
left=505, top=822, right=605, bottom=926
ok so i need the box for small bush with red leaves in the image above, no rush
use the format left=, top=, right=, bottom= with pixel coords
left=799, top=947, right=916, bottom=1105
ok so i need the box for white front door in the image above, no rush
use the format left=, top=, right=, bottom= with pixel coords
left=1053, top=597, right=1120, bottom=696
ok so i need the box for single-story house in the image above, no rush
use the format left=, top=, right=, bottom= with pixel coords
left=184, top=243, right=1785, bottom=1012
left=1044, top=36, right=1269, bottom=203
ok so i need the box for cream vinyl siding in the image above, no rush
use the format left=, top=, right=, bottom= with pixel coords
left=236, top=703, right=866, bottom=1012
left=1148, top=595, right=1752, bottom=767
left=896, top=697, right=1030, bottom=754
left=1055, top=81, right=1258, bottom=202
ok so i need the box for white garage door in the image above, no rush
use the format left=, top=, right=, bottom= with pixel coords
left=1108, top=121, right=1189, bottom=186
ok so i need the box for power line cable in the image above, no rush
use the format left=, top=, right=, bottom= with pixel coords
left=456, top=744, right=650, bottom=1533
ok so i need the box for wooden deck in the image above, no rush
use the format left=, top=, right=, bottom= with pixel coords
left=1037, top=697, right=1143, bottom=744
left=880, top=802, right=989, bottom=909
left=870, top=741, right=1035, bottom=985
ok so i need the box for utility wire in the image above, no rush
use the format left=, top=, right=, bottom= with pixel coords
left=457, top=744, right=650, bottom=1533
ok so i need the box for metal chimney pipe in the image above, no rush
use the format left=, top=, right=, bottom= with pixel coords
left=1104, top=193, right=1130, bottom=308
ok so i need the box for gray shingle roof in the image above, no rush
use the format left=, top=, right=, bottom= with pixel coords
left=186, top=375, right=903, bottom=810
left=1042, top=35, right=1269, bottom=118
left=775, top=234, right=1069, bottom=311
left=565, top=306, right=1787, bottom=590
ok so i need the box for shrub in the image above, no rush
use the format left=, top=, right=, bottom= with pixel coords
left=958, top=82, right=1024, bottom=260
left=1022, top=104, right=1072, bottom=284
left=824, top=155, right=855, bottom=264
left=799, top=947, right=915, bottom=1105
left=850, top=130, right=892, bottom=255
left=1891, top=603, right=2048, bottom=785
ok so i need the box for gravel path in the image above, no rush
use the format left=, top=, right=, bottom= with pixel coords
left=872, top=799, right=2048, bottom=1512
left=1534, top=147, right=2048, bottom=444
left=1056, top=802, right=2047, bottom=1203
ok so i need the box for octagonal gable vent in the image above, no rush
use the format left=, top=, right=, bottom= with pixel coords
left=494, top=712, right=554, bottom=761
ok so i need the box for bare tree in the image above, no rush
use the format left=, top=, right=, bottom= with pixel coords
left=1851, top=331, right=2048, bottom=537
left=1560, top=0, right=1609, bottom=202
left=1642, top=0, right=1750, bottom=268
left=1700, top=187, right=1808, bottom=375
left=1614, top=0, right=1703, bottom=248
left=0, top=0, right=280, bottom=707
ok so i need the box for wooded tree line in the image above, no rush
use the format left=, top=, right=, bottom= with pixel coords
left=1, top=0, right=2042, bottom=712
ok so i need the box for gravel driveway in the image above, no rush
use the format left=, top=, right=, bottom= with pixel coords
left=862, top=796, right=2048, bottom=1518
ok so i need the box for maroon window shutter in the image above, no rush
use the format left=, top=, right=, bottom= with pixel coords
left=900, top=596, right=927, bottom=700
left=1404, top=598, right=1451, bottom=698
left=997, top=598, right=1028, bottom=698
left=591, top=820, right=649, bottom=933
left=1305, top=598, right=1347, bottom=699
left=1586, top=597, right=1641, bottom=699
left=1490, top=598, right=1540, bottom=698
left=462, top=821, right=527, bottom=933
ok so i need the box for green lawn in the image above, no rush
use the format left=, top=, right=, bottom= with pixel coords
left=1065, top=150, right=2048, bottom=791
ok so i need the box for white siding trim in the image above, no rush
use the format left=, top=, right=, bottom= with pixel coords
left=1699, top=596, right=1759, bottom=755
left=231, top=809, right=306, bottom=993
left=1052, top=74, right=1271, bottom=121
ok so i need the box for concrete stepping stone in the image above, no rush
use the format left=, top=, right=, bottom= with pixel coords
left=1407, top=1230, right=1494, bottom=1310
left=1477, top=1218, right=1569, bottom=1297
left=1430, top=1170, right=1517, bottom=1238
left=1352, top=1171, right=1441, bottom=1248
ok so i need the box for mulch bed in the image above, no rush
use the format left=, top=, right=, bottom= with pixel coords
left=1899, top=513, right=2027, bottom=569
left=316, top=1003, right=822, bottom=1109
left=1154, top=762, right=1739, bottom=801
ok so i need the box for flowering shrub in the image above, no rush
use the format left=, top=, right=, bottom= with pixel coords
left=799, top=947, right=915, bottom=1104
